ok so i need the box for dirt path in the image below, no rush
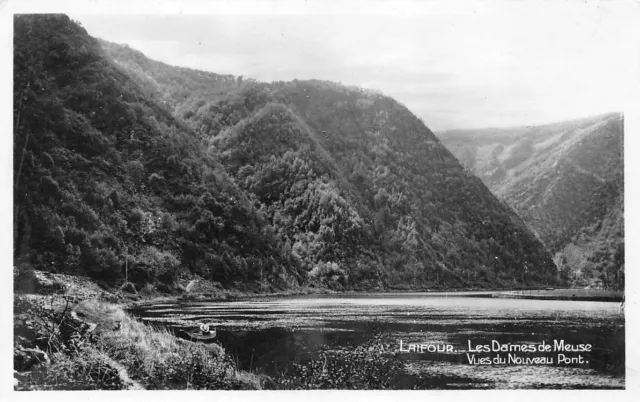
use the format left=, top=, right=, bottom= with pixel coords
left=97, top=352, right=145, bottom=390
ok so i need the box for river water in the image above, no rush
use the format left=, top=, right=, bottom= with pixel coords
left=130, top=292, right=624, bottom=389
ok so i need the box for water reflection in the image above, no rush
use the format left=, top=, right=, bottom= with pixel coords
left=130, top=293, right=624, bottom=389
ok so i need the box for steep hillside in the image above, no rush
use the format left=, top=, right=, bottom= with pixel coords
left=14, top=15, right=302, bottom=291
left=101, top=41, right=559, bottom=289
left=439, top=114, right=624, bottom=289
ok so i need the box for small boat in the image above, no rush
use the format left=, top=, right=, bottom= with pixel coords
left=181, top=323, right=217, bottom=341
left=184, top=331, right=217, bottom=341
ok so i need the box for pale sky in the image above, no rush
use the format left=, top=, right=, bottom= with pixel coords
left=17, top=0, right=640, bottom=130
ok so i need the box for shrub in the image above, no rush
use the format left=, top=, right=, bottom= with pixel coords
left=132, top=246, right=181, bottom=284
left=126, top=160, right=145, bottom=183
left=16, top=350, right=126, bottom=390
left=14, top=264, right=38, bottom=293
left=148, top=172, right=165, bottom=188
left=160, top=212, right=178, bottom=231
left=308, top=261, right=348, bottom=288
left=82, top=247, right=122, bottom=282
left=98, top=310, right=259, bottom=389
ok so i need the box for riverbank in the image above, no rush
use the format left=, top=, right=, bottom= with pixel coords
left=141, top=284, right=568, bottom=306
left=13, top=268, right=624, bottom=390
left=13, top=270, right=412, bottom=390
left=13, top=269, right=264, bottom=390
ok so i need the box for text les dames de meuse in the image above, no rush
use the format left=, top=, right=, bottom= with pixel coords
left=468, top=340, right=592, bottom=353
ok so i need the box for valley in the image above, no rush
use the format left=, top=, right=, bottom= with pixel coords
left=439, top=114, right=623, bottom=290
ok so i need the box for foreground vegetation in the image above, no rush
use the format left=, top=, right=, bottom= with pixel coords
left=13, top=270, right=414, bottom=390
left=15, top=298, right=262, bottom=390
left=14, top=298, right=417, bottom=390
left=275, top=334, right=406, bottom=390
left=14, top=272, right=262, bottom=390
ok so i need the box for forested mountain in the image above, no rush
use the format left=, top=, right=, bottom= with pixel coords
left=439, top=114, right=624, bottom=289
left=13, top=14, right=558, bottom=293
left=102, top=37, right=559, bottom=288
left=14, top=15, right=302, bottom=291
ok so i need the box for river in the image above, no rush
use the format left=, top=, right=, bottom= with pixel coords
left=130, top=292, right=624, bottom=389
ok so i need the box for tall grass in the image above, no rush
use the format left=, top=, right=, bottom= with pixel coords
left=91, top=303, right=262, bottom=389
left=15, top=296, right=261, bottom=390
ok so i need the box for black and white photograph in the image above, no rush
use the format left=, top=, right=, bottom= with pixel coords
left=6, top=0, right=637, bottom=393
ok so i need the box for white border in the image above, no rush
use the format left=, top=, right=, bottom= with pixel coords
left=2, top=1, right=639, bottom=401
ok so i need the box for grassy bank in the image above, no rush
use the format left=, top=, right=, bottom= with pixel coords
left=12, top=269, right=443, bottom=391
left=94, top=299, right=262, bottom=389
left=14, top=293, right=405, bottom=390
left=13, top=271, right=264, bottom=390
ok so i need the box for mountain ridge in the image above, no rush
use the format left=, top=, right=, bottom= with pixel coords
left=103, top=41, right=559, bottom=288
left=14, top=14, right=559, bottom=293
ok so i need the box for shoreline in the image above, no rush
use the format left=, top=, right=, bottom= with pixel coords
left=29, top=268, right=623, bottom=309
left=488, top=292, right=623, bottom=302
left=128, top=287, right=625, bottom=309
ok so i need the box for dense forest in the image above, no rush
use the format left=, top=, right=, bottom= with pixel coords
left=14, top=14, right=559, bottom=293
left=14, top=15, right=302, bottom=291
left=440, top=114, right=624, bottom=290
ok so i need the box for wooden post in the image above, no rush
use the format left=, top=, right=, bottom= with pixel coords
left=14, top=87, right=28, bottom=191
left=125, top=246, right=128, bottom=283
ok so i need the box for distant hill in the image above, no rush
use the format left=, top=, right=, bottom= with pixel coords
left=439, top=114, right=624, bottom=289
left=13, top=14, right=559, bottom=293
